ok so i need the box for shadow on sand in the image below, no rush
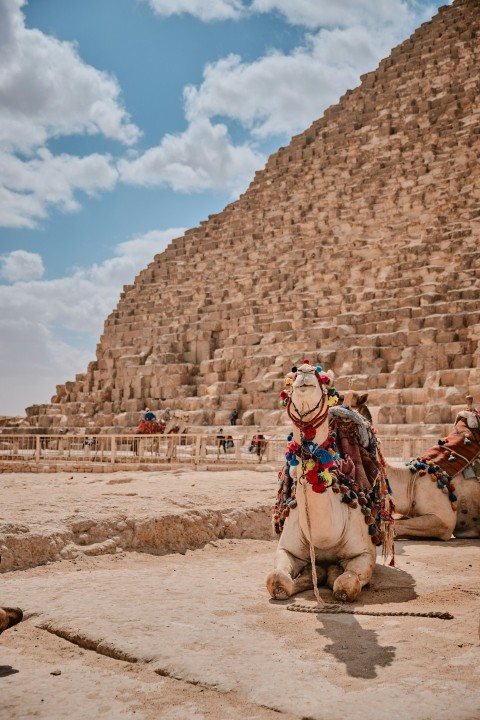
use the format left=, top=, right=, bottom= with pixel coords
left=293, top=564, right=417, bottom=679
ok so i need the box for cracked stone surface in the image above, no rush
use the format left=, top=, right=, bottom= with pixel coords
left=0, top=470, right=275, bottom=571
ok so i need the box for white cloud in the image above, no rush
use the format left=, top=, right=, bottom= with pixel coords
left=0, top=228, right=185, bottom=415
left=0, top=250, right=44, bottom=282
left=0, top=318, right=92, bottom=416
left=0, top=148, right=118, bottom=229
left=250, top=0, right=424, bottom=31
left=119, top=118, right=264, bottom=194
left=0, top=0, right=139, bottom=229
left=182, top=1, right=436, bottom=139
left=0, top=228, right=185, bottom=335
left=0, top=0, right=139, bottom=152
left=144, top=0, right=245, bottom=22
left=184, top=27, right=384, bottom=139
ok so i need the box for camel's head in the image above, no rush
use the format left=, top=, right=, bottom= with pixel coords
left=280, top=360, right=338, bottom=422
left=455, top=396, right=480, bottom=430
left=350, top=392, right=373, bottom=423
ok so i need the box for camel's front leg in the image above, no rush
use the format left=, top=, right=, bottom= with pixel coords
left=266, top=547, right=318, bottom=600
left=332, top=552, right=375, bottom=603
left=266, top=509, right=326, bottom=600
left=395, top=514, right=454, bottom=541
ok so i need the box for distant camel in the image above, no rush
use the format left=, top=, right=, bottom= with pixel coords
left=350, top=394, right=480, bottom=540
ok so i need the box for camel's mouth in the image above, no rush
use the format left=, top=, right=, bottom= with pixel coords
left=293, top=376, right=318, bottom=390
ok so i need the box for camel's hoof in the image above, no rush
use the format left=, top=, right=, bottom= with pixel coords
left=272, top=586, right=289, bottom=601
left=332, top=572, right=361, bottom=603
left=0, top=607, right=23, bottom=635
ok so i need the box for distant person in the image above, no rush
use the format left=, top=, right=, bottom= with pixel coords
left=144, top=408, right=157, bottom=421
left=163, top=407, right=172, bottom=423
left=217, top=428, right=227, bottom=454
left=230, top=410, right=238, bottom=426
left=249, top=432, right=266, bottom=460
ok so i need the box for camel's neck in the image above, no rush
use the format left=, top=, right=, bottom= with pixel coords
left=290, top=416, right=347, bottom=545
left=296, top=480, right=347, bottom=547
left=291, top=418, right=329, bottom=446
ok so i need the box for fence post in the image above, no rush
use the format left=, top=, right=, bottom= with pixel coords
left=35, top=435, right=41, bottom=462
left=236, top=436, right=243, bottom=461
left=195, top=434, right=201, bottom=465
left=111, top=435, right=116, bottom=467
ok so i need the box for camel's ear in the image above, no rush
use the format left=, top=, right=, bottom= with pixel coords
left=326, top=369, right=335, bottom=384
left=357, top=393, right=368, bottom=405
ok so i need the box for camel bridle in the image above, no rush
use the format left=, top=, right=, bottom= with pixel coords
left=287, top=371, right=329, bottom=431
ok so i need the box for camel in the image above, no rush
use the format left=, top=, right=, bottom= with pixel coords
left=350, top=392, right=372, bottom=423
left=350, top=394, right=480, bottom=540
left=266, top=362, right=394, bottom=603
left=0, top=606, right=23, bottom=635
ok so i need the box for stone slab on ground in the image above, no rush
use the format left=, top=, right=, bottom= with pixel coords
left=0, top=470, right=276, bottom=571
left=1, top=538, right=479, bottom=720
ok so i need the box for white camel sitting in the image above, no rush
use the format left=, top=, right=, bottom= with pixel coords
left=348, top=393, right=480, bottom=541
left=387, top=404, right=480, bottom=540
left=266, top=362, right=394, bottom=603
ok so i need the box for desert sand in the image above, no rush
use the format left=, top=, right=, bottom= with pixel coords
left=1, top=469, right=479, bottom=720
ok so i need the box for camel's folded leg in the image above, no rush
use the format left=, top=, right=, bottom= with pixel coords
left=333, top=552, right=375, bottom=603
left=266, top=510, right=326, bottom=600
left=266, top=547, right=325, bottom=600
left=395, top=514, right=454, bottom=540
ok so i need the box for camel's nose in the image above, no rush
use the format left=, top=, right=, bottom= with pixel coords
left=294, top=372, right=316, bottom=387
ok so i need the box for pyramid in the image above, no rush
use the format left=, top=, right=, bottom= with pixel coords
left=26, top=0, right=480, bottom=435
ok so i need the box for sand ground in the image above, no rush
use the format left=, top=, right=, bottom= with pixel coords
left=1, top=470, right=479, bottom=720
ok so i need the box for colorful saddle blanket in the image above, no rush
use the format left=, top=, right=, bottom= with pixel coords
left=411, top=412, right=480, bottom=478
left=137, top=420, right=165, bottom=434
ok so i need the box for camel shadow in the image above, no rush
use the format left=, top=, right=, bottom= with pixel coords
left=316, top=614, right=395, bottom=679
left=0, top=665, right=19, bottom=677
left=295, top=565, right=416, bottom=679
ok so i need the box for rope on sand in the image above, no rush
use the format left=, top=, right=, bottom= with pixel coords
left=286, top=603, right=453, bottom=620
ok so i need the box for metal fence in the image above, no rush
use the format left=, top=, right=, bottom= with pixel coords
left=0, top=432, right=436, bottom=468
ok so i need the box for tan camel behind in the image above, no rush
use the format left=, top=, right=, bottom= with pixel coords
left=351, top=394, right=480, bottom=540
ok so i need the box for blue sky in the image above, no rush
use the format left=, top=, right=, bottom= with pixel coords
left=0, top=0, right=446, bottom=415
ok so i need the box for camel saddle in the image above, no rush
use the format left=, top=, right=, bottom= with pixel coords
left=137, top=419, right=164, bottom=434
left=415, top=412, right=480, bottom=478
left=329, top=406, right=382, bottom=492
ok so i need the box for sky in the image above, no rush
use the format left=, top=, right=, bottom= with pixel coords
left=0, top=0, right=448, bottom=416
